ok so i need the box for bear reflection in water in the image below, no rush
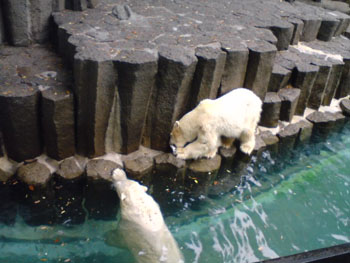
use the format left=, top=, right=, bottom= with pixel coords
left=105, top=168, right=184, bottom=263
left=170, top=88, right=262, bottom=159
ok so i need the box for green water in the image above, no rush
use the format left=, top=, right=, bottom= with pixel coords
left=0, top=124, right=349, bottom=263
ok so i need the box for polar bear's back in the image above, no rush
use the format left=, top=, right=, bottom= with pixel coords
left=199, top=88, right=262, bottom=124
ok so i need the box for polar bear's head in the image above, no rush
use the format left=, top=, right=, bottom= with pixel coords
left=112, top=169, right=164, bottom=230
left=169, top=121, right=197, bottom=155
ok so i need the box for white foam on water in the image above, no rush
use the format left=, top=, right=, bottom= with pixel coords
left=185, top=232, right=202, bottom=263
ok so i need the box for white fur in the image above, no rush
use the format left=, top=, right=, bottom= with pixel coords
left=170, top=88, right=262, bottom=159
left=106, top=169, right=184, bottom=263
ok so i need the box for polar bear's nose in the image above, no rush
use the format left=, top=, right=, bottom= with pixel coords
left=170, top=144, right=177, bottom=154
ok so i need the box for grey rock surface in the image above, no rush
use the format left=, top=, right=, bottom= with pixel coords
left=190, top=44, right=226, bottom=107
left=340, top=99, right=350, bottom=116
left=17, top=162, right=52, bottom=186
left=56, top=157, right=85, bottom=180
left=41, top=87, right=75, bottom=160
left=260, top=92, right=282, bottom=128
left=0, top=46, right=73, bottom=162
left=278, top=88, right=301, bottom=122
left=268, top=64, right=292, bottom=92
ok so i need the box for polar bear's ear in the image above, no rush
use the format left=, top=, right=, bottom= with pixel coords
left=141, top=185, right=148, bottom=192
left=174, top=121, right=180, bottom=128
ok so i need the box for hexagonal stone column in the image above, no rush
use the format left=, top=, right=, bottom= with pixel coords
left=190, top=44, right=226, bottom=108
left=41, top=87, right=75, bottom=160
left=151, top=46, right=197, bottom=151
left=244, top=41, right=277, bottom=100
left=73, top=59, right=116, bottom=157
left=220, top=40, right=249, bottom=95
left=322, top=61, right=344, bottom=106
left=260, top=92, right=282, bottom=128
left=292, top=63, right=319, bottom=116
left=0, top=86, right=42, bottom=162
left=278, top=88, right=301, bottom=122
left=114, top=50, right=158, bottom=154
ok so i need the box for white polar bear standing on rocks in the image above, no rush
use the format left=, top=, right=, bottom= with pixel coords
left=170, top=88, right=262, bottom=160
left=105, top=168, right=184, bottom=263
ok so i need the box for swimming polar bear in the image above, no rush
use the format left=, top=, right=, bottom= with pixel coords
left=170, top=88, right=262, bottom=159
left=105, top=168, right=184, bottom=263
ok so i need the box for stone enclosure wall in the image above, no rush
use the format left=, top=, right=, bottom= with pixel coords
left=1, top=0, right=350, bottom=223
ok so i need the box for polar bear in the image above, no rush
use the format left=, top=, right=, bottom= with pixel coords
left=170, top=88, right=262, bottom=159
left=105, top=168, right=184, bottom=263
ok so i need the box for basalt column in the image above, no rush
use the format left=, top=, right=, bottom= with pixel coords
left=151, top=45, right=197, bottom=151
left=0, top=86, right=42, bottom=162
left=190, top=44, right=226, bottom=109
left=220, top=39, right=249, bottom=95
left=113, top=50, right=158, bottom=154
left=244, top=40, right=277, bottom=100
left=73, top=59, right=115, bottom=157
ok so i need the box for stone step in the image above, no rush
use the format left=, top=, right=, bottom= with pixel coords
left=262, top=35, right=350, bottom=128
left=0, top=45, right=74, bottom=162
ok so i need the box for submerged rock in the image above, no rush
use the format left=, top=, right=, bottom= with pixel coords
left=340, top=99, right=350, bottom=116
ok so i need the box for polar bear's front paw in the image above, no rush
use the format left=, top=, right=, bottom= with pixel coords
left=175, top=148, right=189, bottom=160
left=240, top=143, right=254, bottom=155
left=204, top=149, right=217, bottom=159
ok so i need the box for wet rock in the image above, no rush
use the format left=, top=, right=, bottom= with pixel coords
left=218, top=145, right=237, bottom=173
left=252, top=134, right=267, bottom=158
left=277, top=123, right=300, bottom=154
left=153, top=153, right=186, bottom=214
left=259, top=131, right=279, bottom=155
left=0, top=158, right=18, bottom=225
left=332, top=111, right=347, bottom=131
left=292, top=63, right=319, bottom=116
left=340, top=99, right=350, bottom=116
left=0, top=158, right=17, bottom=184
left=295, top=120, right=314, bottom=144
left=124, top=156, right=154, bottom=185
left=114, top=50, right=158, bottom=154
left=306, top=111, right=336, bottom=141
left=322, top=61, right=344, bottom=106
left=220, top=40, right=249, bottom=95
left=307, top=61, right=332, bottom=110
left=73, top=60, right=115, bottom=157
left=0, top=86, right=42, bottom=162
left=190, top=44, right=226, bottom=107
left=186, top=155, right=221, bottom=198
left=267, top=64, right=292, bottom=92
left=85, top=159, right=121, bottom=220
left=56, top=157, right=85, bottom=180
left=244, top=41, right=277, bottom=100
left=41, top=87, right=75, bottom=160
left=17, top=161, right=55, bottom=226
left=260, top=92, right=282, bottom=128
left=151, top=46, right=197, bottom=151
left=278, top=88, right=301, bottom=122
left=208, top=148, right=240, bottom=197
left=55, top=157, right=86, bottom=225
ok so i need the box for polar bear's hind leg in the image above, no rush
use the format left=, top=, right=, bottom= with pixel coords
left=239, top=129, right=255, bottom=155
